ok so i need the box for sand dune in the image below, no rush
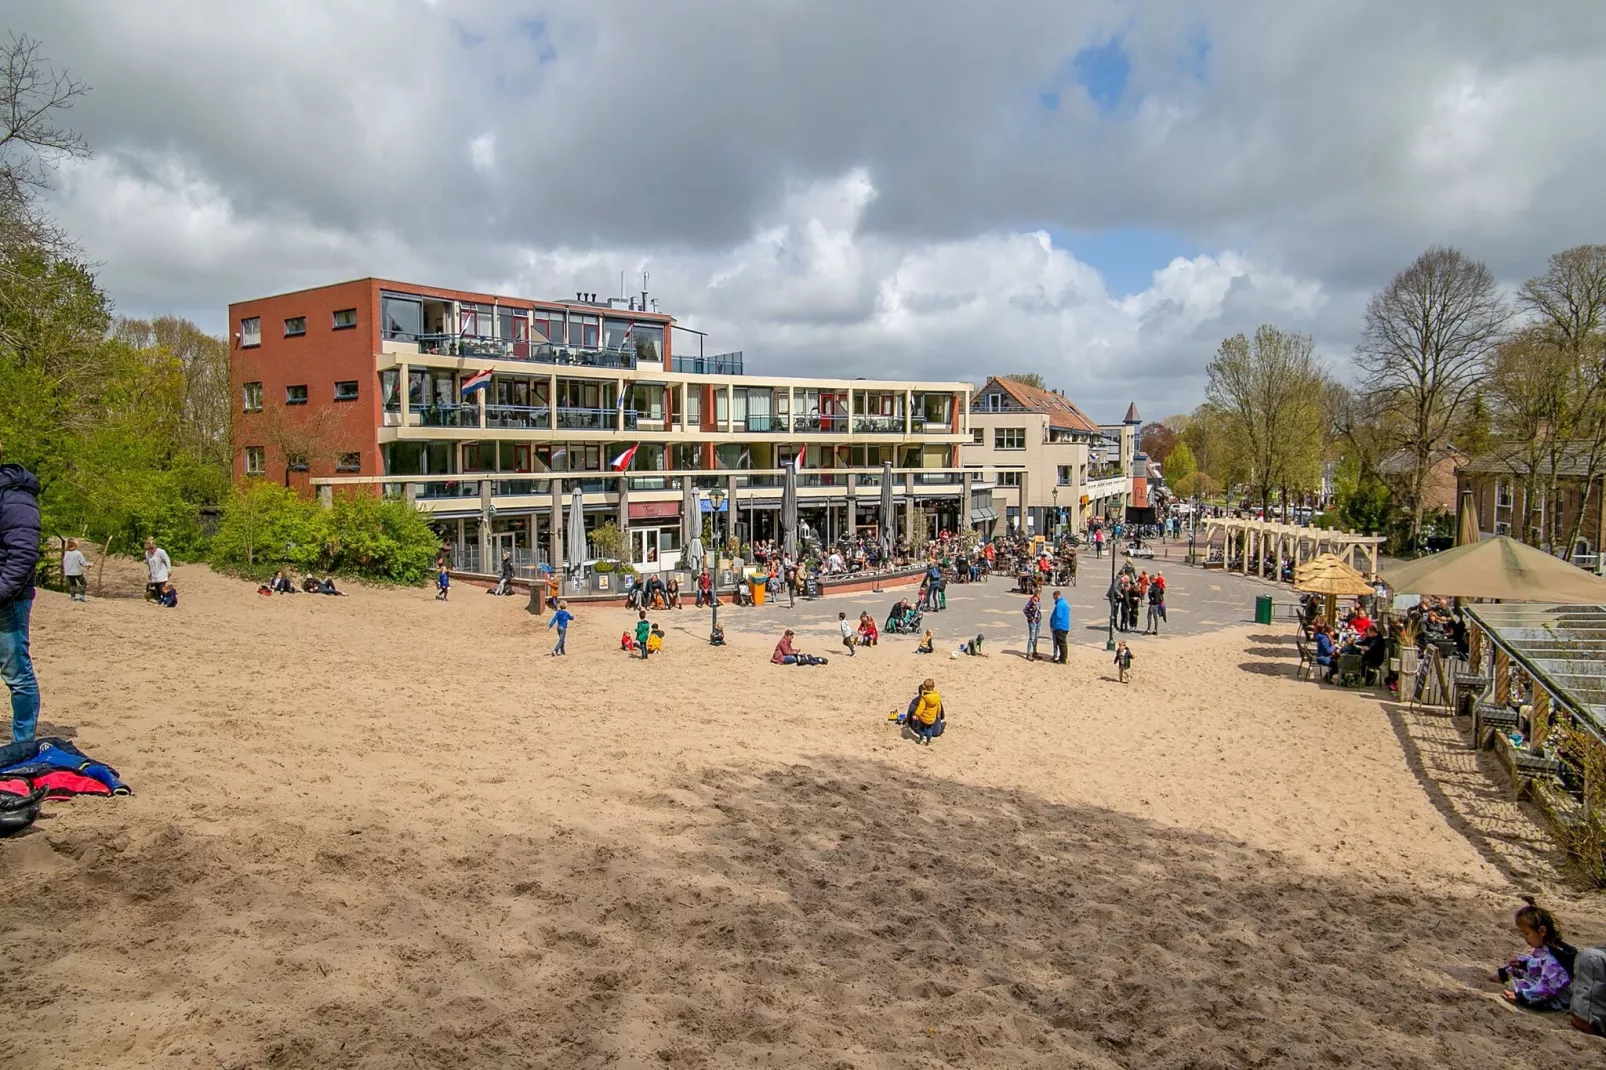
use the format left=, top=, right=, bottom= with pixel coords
left=1, top=567, right=1600, bottom=1068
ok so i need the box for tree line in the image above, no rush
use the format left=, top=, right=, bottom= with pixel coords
left=1142, top=244, right=1606, bottom=555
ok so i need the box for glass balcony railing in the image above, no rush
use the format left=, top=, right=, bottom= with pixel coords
left=410, top=333, right=640, bottom=370
left=491, top=479, right=550, bottom=496
left=485, top=404, right=551, bottom=429
left=793, top=415, right=849, bottom=434
left=742, top=414, right=786, bottom=433
left=853, top=416, right=903, bottom=433
left=671, top=352, right=744, bottom=375
left=417, top=404, right=475, bottom=428
left=556, top=407, right=612, bottom=431
left=413, top=480, right=481, bottom=499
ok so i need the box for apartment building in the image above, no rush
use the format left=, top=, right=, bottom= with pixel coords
left=1458, top=448, right=1605, bottom=571
left=961, top=377, right=1132, bottom=535
left=229, top=278, right=976, bottom=573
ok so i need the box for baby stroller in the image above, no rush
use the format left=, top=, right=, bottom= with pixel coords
left=885, top=602, right=923, bottom=635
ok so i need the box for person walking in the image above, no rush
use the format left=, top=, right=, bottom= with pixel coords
left=1023, top=591, right=1042, bottom=661
left=61, top=538, right=88, bottom=602
left=1049, top=588, right=1071, bottom=665
left=548, top=599, right=573, bottom=656
left=0, top=450, right=42, bottom=743
left=143, top=537, right=172, bottom=603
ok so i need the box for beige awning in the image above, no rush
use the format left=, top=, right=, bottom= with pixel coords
left=1383, top=535, right=1606, bottom=603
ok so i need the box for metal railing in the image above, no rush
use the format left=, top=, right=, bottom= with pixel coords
left=417, top=404, right=475, bottom=428
left=556, top=407, right=613, bottom=431
left=854, top=416, right=904, bottom=433
left=398, top=331, right=644, bottom=370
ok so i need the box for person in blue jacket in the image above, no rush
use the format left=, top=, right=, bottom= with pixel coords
left=0, top=448, right=43, bottom=743
left=1049, top=589, right=1072, bottom=665
left=548, top=600, right=574, bottom=656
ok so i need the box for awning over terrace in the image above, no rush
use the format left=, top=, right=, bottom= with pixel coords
left=1466, top=602, right=1606, bottom=745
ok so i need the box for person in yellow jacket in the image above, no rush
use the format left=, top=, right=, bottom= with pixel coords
left=891, top=678, right=945, bottom=742
left=646, top=623, right=664, bottom=654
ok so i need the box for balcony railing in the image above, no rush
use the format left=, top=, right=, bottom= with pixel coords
left=485, top=404, right=551, bottom=429
left=402, top=332, right=642, bottom=370
left=418, top=404, right=475, bottom=428
left=793, top=414, right=849, bottom=434
left=743, top=414, right=786, bottom=433
left=557, top=407, right=613, bottom=431
left=413, top=480, right=480, bottom=500
left=854, top=416, right=903, bottom=434
left=671, top=352, right=744, bottom=375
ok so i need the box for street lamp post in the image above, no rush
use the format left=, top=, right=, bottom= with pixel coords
left=708, top=487, right=726, bottom=641
left=1106, top=510, right=1118, bottom=651
left=1051, top=486, right=1059, bottom=540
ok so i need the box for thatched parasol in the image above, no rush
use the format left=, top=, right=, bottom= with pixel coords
left=1294, top=553, right=1375, bottom=626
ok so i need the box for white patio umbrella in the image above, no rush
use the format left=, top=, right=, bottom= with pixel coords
left=565, top=483, right=587, bottom=578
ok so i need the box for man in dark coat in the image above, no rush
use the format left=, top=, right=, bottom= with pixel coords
left=0, top=448, right=43, bottom=742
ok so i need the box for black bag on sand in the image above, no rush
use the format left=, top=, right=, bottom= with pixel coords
left=0, top=785, right=46, bottom=837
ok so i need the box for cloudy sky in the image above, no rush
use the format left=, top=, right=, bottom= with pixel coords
left=12, top=0, right=1606, bottom=421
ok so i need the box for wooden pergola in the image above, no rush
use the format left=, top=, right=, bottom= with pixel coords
left=1200, top=517, right=1384, bottom=581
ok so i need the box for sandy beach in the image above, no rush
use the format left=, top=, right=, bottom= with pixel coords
left=2, top=568, right=1602, bottom=1068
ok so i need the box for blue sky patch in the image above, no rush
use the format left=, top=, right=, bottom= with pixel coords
left=1045, top=226, right=1199, bottom=298
left=1073, top=37, right=1131, bottom=114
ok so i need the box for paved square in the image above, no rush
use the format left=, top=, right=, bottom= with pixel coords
left=724, top=545, right=1293, bottom=651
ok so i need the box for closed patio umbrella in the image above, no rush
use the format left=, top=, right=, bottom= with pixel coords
left=879, top=460, right=895, bottom=560
left=565, top=483, right=587, bottom=579
left=683, top=476, right=703, bottom=570
left=782, top=462, right=799, bottom=561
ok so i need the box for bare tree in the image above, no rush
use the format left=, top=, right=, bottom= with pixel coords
left=1355, top=246, right=1508, bottom=547
left=0, top=33, right=90, bottom=261
left=254, top=404, right=360, bottom=488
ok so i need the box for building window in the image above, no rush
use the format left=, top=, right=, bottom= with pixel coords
left=971, top=428, right=984, bottom=444
left=994, top=428, right=1026, bottom=450
left=381, top=293, right=423, bottom=341
left=1495, top=521, right=1511, bottom=536
left=568, top=313, right=600, bottom=349
left=287, top=452, right=309, bottom=473
left=333, top=308, right=357, bottom=330
left=240, top=316, right=261, bottom=347
left=334, top=380, right=359, bottom=402
left=244, top=446, right=265, bottom=475
left=976, top=392, right=1004, bottom=412
left=242, top=381, right=263, bottom=412
left=337, top=451, right=362, bottom=472
left=1495, top=479, right=1513, bottom=508
left=286, top=385, right=308, bottom=405
left=284, top=316, right=306, bottom=337
left=997, top=470, right=1022, bottom=486
left=1058, top=465, right=1073, bottom=485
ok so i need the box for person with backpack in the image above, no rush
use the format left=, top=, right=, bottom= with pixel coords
left=0, top=449, right=42, bottom=743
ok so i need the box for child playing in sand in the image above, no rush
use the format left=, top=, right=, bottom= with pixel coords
left=646, top=623, right=664, bottom=655
left=1114, top=641, right=1133, bottom=683
left=436, top=562, right=450, bottom=601
left=1493, top=897, right=1577, bottom=1010
left=635, top=611, right=652, bottom=660
left=915, top=629, right=934, bottom=654
left=891, top=678, right=945, bottom=743
left=839, top=611, right=857, bottom=657
left=548, top=600, right=573, bottom=656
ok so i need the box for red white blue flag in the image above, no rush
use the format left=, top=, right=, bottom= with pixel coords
left=461, top=368, right=492, bottom=396
left=609, top=444, right=640, bottom=471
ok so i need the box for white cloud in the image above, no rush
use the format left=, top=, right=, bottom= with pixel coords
left=12, top=0, right=1606, bottom=419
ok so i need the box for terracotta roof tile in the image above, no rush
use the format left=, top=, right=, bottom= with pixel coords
left=982, top=377, right=1103, bottom=434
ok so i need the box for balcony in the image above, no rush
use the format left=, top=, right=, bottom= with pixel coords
left=854, top=416, right=903, bottom=434
left=671, top=352, right=744, bottom=375
left=405, top=333, right=640, bottom=371
left=743, top=414, right=787, bottom=433
left=793, top=414, right=849, bottom=434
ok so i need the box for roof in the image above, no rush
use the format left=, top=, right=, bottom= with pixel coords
left=1375, top=446, right=1467, bottom=477
left=980, top=377, right=1102, bottom=434
left=1467, top=603, right=1606, bottom=746
left=1460, top=444, right=1606, bottom=480
left=1123, top=402, right=1140, bottom=424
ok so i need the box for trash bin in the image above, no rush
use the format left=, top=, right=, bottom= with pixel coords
left=527, top=583, right=546, bottom=616
left=751, top=580, right=767, bottom=606
left=1254, top=593, right=1273, bottom=625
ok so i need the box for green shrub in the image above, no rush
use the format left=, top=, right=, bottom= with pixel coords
left=211, top=482, right=438, bottom=584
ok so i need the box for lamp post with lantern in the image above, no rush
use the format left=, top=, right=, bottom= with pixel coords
left=707, top=486, right=726, bottom=641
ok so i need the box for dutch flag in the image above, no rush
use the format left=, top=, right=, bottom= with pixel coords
left=609, top=443, right=639, bottom=471
left=790, top=449, right=806, bottom=471
left=460, top=368, right=492, bottom=396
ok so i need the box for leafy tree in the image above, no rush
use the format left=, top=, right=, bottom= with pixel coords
left=1001, top=372, right=1047, bottom=390
left=1138, top=421, right=1177, bottom=464
left=1172, top=471, right=1219, bottom=500
left=1205, top=325, right=1327, bottom=512
left=1165, top=440, right=1197, bottom=484
left=211, top=481, right=438, bottom=583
